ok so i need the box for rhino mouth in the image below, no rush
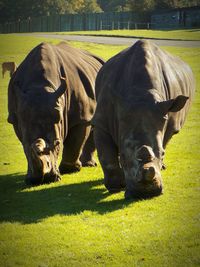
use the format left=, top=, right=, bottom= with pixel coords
left=124, top=162, right=163, bottom=199
left=43, top=170, right=61, bottom=184
left=25, top=170, right=61, bottom=185
left=125, top=180, right=163, bottom=199
left=24, top=138, right=61, bottom=185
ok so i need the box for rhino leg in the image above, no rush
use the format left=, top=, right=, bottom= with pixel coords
left=80, top=129, right=97, bottom=167
left=94, top=128, right=125, bottom=193
left=163, top=118, right=181, bottom=149
left=59, top=124, right=91, bottom=174
left=162, top=121, right=180, bottom=170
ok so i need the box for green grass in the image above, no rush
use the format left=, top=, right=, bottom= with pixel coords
left=55, top=29, right=200, bottom=41
left=0, top=34, right=200, bottom=267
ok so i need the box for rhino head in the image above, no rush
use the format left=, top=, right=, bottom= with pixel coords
left=26, top=137, right=61, bottom=185
left=12, top=79, right=66, bottom=185
left=117, top=93, right=189, bottom=199
left=122, top=144, right=163, bottom=199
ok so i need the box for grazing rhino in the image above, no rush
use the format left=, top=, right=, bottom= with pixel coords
left=92, top=40, right=195, bottom=199
left=8, top=42, right=104, bottom=184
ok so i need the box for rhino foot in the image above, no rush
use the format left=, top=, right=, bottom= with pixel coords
left=108, top=187, right=125, bottom=193
left=44, top=173, right=61, bottom=183
left=59, top=162, right=81, bottom=174
left=82, top=159, right=97, bottom=167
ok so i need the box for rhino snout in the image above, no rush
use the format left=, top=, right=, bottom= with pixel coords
left=26, top=138, right=60, bottom=184
left=125, top=163, right=163, bottom=199
left=142, top=166, right=156, bottom=181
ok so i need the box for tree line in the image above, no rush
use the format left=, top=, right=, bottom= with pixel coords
left=0, top=0, right=199, bottom=23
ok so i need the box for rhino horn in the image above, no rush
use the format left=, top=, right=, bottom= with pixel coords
left=136, top=145, right=155, bottom=162
left=31, top=138, right=46, bottom=155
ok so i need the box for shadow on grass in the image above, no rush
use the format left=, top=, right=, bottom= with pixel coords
left=0, top=173, right=134, bottom=224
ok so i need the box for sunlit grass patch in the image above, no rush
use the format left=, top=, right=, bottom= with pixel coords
left=57, top=28, right=200, bottom=41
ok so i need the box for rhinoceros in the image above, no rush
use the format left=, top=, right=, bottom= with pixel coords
left=8, top=42, right=104, bottom=184
left=92, top=40, right=195, bottom=199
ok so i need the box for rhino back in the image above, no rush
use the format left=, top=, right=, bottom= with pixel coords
left=8, top=42, right=104, bottom=129
left=94, top=40, right=195, bottom=141
left=55, top=42, right=104, bottom=127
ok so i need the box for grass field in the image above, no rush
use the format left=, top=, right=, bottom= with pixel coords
left=57, top=29, right=200, bottom=41
left=0, top=34, right=200, bottom=267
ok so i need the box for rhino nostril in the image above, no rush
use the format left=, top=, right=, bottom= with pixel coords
left=144, top=166, right=156, bottom=181
left=54, top=139, right=61, bottom=147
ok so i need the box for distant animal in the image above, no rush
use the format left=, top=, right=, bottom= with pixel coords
left=92, top=40, right=195, bottom=199
left=8, top=42, right=104, bottom=185
left=2, top=61, right=17, bottom=78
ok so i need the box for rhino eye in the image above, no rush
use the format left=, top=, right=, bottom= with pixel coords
left=136, top=157, right=143, bottom=162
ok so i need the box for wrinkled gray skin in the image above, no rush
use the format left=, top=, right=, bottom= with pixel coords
left=8, top=42, right=104, bottom=185
left=92, top=40, right=195, bottom=199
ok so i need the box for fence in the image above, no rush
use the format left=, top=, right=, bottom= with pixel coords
left=0, top=11, right=150, bottom=33
left=151, top=6, right=200, bottom=29
left=1, top=6, right=200, bottom=34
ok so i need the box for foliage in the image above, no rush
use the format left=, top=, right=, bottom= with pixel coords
left=97, top=0, right=200, bottom=12
left=0, top=33, right=200, bottom=267
left=0, top=0, right=102, bottom=23
left=97, top=0, right=128, bottom=11
left=79, top=0, right=102, bottom=13
left=0, top=0, right=200, bottom=23
left=125, top=0, right=156, bottom=12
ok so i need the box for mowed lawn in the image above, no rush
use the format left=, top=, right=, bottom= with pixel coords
left=0, top=34, right=199, bottom=267
left=58, top=28, right=200, bottom=41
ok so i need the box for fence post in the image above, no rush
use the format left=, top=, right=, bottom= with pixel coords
left=47, top=16, right=49, bottom=32
left=5, top=22, right=7, bottom=33
left=59, top=15, right=61, bottom=32
left=18, top=19, right=21, bottom=32
left=28, top=17, right=31, bottom=32
left=100, top=20, right=102, bottom=30
left=118, top=21, right=120, bottom=30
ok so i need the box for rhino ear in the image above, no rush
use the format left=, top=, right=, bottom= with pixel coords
left=157, top=95, right=189, bottom=114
